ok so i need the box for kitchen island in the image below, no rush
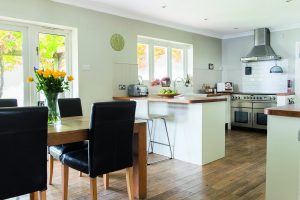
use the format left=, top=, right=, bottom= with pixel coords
left=113, top=95, right=227, bottom=165
left=264, top=105, right=300, bottom=200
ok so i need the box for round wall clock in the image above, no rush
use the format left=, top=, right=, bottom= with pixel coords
left=110, top=33, right=125, bottom=51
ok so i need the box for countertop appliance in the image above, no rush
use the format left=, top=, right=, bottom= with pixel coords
left=128, top=84, right=148, bottom=97
left=217, top=82, right=233, bottom=92
left=241, top=28, right=281, bottom=63
left=231, top=93, right=277, bottom=129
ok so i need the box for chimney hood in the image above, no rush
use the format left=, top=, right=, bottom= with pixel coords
left=241, top=28, right=281, bottom=63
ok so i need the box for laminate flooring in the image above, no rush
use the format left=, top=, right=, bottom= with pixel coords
left=11, top=129, right=266, bottom=200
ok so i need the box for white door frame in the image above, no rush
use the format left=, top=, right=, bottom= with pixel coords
left=295, top=42, right=300, bottom=99
left=33, top=27, right=73, bottom=100
left=0, top=23, right=30, bottom=106
left=0, top=20, right=74, bottom=105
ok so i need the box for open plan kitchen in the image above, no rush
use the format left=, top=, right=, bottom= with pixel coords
left=1, top=1, right=300, bottom=200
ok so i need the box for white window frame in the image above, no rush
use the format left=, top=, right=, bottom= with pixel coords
left=33, top=27, right=73, bottom=101
left=0, top=23, right=30, bottom=106
left=0, top=19, right=74, bottom=106
left=138, top=36, right=193, bottom=81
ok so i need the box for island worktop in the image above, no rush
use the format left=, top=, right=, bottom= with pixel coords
left=265, top=103, right=300, bottom=200
left=113, top=95, right=226, bottom=165
left=264, top=104, right=300, bottom=118
left=113, top=95, right=227, bottom=104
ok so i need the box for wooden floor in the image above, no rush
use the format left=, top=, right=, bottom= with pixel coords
left=13, top=129, right=266, bottom=200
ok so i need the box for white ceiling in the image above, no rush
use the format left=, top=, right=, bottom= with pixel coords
left=52, top=0, right=300, bottom=39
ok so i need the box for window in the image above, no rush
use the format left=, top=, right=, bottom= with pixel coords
left=137, top=36, right=193, bottom=81
left=0, top=21, right=73, bottom=106
left=171, top=48, right=184, bottom=80
left=154, top=46, right=168, bottom=79
left=39, top=33, right=67, bottom=71
left=0, top=28, right=24, bottom=105
left=137, top=43, right=149, bottom=80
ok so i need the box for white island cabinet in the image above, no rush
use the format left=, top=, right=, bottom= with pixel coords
left=113, top=95, right=227, bottom=165
left=265, top=105, right=300, bottom=200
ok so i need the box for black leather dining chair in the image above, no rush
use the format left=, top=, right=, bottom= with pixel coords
left=0, top=107, right=48, bottom=200
left=0, top=98, right=17, bottom=107
left=61, top=101, right=136, bottom=200
left=58, top=98, right=83, bottom=117
left=48, top=98, right=88, bottom=185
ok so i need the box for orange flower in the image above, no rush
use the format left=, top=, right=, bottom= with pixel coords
left=67, top=75, right=74, bottom=81
left=43, top=70, right=51, bottom=78
left=52, top=71, right=60, bottom=79
left=27, top=76, right=34, bottom=83
left=59, top=71, right=66, bottom=77
left=37, top=69, right=43, bottom=76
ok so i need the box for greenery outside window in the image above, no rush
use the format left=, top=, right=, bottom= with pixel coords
left=0, top=21, right=73, bottom=106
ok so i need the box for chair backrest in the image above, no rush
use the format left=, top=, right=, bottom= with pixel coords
left=58, top=98, right=83, bottom=117
left=134, top=99, right=150, bottom=119
left=0, top=107, right=48, bottom=199
left=88, top=101, right=136, bottom=177
left=0, top=99, right=17, bottom=107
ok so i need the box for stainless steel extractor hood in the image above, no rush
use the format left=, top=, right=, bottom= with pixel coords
left=241, top=28, right=281, bottom=63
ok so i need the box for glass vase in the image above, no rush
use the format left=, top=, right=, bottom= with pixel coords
left=44, top=91, right=60, bottom=124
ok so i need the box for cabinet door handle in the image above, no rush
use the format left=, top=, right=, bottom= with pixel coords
left=298, top=130, right=300, bottom=141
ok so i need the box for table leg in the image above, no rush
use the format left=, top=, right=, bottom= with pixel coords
left=133, top=123, right=147, bottom=199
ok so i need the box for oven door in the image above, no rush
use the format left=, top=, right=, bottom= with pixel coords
left=231, top=107, right=252, bottom=128
left=252, top=102, right=276, bottom=129
left=252, top=108, right=267, bottom=129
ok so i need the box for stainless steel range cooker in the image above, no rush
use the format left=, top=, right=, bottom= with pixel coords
left=231, top=93, right=277, bottom=129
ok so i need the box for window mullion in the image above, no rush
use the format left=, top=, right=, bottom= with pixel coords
left=149, top=43, right=154, bottom=81
left=167, top=47, right=172, bottom=80
left=183, top=48, right=188, bottom=78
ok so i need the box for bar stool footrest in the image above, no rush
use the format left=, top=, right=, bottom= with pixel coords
left=149, top=141, right=171, bottom=147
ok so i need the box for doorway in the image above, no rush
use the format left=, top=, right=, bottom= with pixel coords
left=0, top=21, right=72, bottom=106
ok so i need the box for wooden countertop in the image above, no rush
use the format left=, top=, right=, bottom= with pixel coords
left=206, top=93, right=232, bottom=97
left=265, top=104, right=300, bottom=118
left=113, top=96, right=227, bottom=104
left=276, top=92, right=295, bottom=96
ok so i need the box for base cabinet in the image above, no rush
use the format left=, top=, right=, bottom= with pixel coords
left=266, top=115, right=300, bottom=200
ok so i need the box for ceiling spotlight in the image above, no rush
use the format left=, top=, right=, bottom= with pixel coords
left=162, top=5, right=167, bottom=8
left=286, top=0, right=293, bottom=2
left=204, top=18, right=208, bottom=21
left=234, top=27, right=239, bottom=29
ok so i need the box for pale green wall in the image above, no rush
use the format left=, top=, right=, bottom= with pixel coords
left=0, top=0, right=222, bottom=114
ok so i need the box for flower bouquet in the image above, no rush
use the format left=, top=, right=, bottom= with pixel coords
left=27, top=67, right=74, bottom=124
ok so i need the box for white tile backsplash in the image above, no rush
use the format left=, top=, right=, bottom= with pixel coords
left=241, top=60, right=289, bottom=93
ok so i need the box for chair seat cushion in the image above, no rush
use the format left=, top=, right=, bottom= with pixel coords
left=61, top=148, right=89, bottom=174
left=49, top=141, right=88, bottom=160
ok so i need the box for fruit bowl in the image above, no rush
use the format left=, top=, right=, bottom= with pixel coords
left=157, top=93, right=180, bottom=98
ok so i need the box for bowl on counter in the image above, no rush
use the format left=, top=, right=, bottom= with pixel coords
left=157, top=93, right=180, bottom=98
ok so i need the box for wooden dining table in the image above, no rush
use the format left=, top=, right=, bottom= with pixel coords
left=47, top=117, right=147, bottom=199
